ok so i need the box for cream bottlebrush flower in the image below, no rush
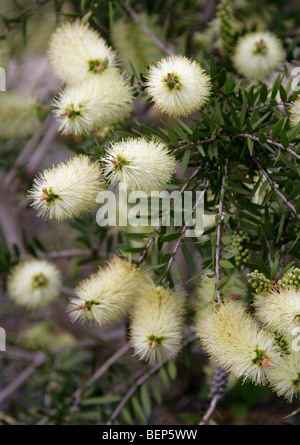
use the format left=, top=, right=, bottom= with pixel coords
left=48, top=21, right=118, bottom=84
left=0, top=93, right=41, bottom=138
left=289, top=98, right=300, bottom=128
left=103, top=137, right=176, bottom=193
left=233, top=32, right=284, bottom=81
left=28, top=155, right=104, bottom=221
left=7, top=260, right=62, bottom=308
left=52, top=71, right=132, bottom=135
left=268, top=348, right=300, bottom=402
left=253, top=288, right=300, bottom=337
left=130, top=286, right=185, bottom=365
left=146, top=55, right=211, bottom=117
left=197, top=300, right=280, bottom=384
left=68, top=257, right=153, bottom=326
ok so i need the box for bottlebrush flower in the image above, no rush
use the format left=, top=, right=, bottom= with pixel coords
left=233, top=31, right=284, bottom=81
left=68, top=257, right=153, bottom=326
left=130, top=286, right=185, bottom=365
left=52, top=71, right=132, bottom=135
left=28, top=155, right=104, bottom=221
left=48, top=21, right=118, bottom=84
left=289, top=98, right=300, bottom=128
left=0, top=93, right=41, bottom=138
left=7, top=260, right=62, bottom=308
left=268, top=347, right=300, bottom=402
left=103, top=137, right=176, bottom=193
left=197, top=300, right=280, bottom=384
left=146, top=55, right=211, bottom=117
left=253, top=287, right=300, bottom=337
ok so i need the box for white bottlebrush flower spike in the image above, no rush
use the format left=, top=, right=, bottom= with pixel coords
left=253, top=287, right=300, bottom=337
left=52, top=71, right=132, bottom=135
left=103, top=137, right=176, bottom=193
left=68, top=256, right=153, bottom=326
left=146, top=55, right=211, bottom=116
left=48, top=21, right=118, bottom=84
left=130, top=286, right=185, bottom=365
left=0, top=93, right=41, bottom=138
left=289, top=97, right=300, bottom=128
left=268, top=347, right=300, bottom=402
left=28, top=155, right=104, bottom=221
left=233, top=31, right=284, bottom=81
left=7, top=260, right=62, bottom=308
left=197, top=300, right=280, bottom=384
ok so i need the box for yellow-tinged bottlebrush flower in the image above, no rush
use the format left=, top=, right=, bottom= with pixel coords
left=103, top=137, right=176, bottom=194
left=268, top=347, right=300, bottom=402
left=52, top=71, right=132, bottom=135
left=7, top=260, right=62, bottom=308
left=289, top=97, right=300, bottom=128
left=145, top=55, right=211, bottom=117
left=233, top=31, right=284, bottom=81
left=0, top=93, right=41, bottom=138
left=28, top=155, right=105, bottom=221
left=253, top=287, right=300, bottom=337
left=197, top=300, right=280, bottom=384
left=68, top=256, right=153, bottom=326
left=130, top=286, right=186, bottom=365
left=48, top=21, right=118, bottom=84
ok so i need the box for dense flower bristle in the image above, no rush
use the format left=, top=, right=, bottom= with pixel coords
left=146, top=55, right=211, bottom=117
left=48, top=21, right=118, bottom=84
left=233, top=31, right=283, bottom=81
left=103, top=137, right=176, bottom=194
left=130, top=286, right=186, bottom=365
left=7, top=260, right=62, bottom=308
left=197, top=300, right=280, bottom=384
left=68, top=257, right=153, bottom=326
left=28, top=155, right=105, bottom=221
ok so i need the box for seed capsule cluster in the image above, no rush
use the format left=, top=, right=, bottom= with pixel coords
left=247, top=270, right=273, bottom=294
left=233, top=230, right=250, bottom=268
left=277, top=269, right=300, bottom=290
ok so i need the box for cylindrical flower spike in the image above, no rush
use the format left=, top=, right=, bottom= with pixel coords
left=268, top=346, right=300, bottom=402
left=253, top=287, right=300, bottom=337
left=197, top=300, right=281, bottom=384
left=7, top=260, right=62, bottom=308
left=28, top=155, right=105, bottom=221
left=68, top=257, right=153, bottom=326
left=48, top=21, right=118, bottom=84
left=233, top=31, right=284, bottom=81
left=103, top=137, right=176, bottom=194
left=52, top=72, right=132, bottom=136
left=130, top=286, right=186, bottom=365
left=289, top=98, right=300, bottom=128
left=146, top=55, right=211, bottom=117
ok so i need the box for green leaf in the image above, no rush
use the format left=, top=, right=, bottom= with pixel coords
left=181, top=149, right=191, bottom=174
left=219, top=260, right=235, bottom=269
left=272, top=117, right=286, bottom=140
left=167, top=361, right=177, bottom=380
left=82, top=395, right=121, bottom=405
left=150, top=376, right=162, bottom=405
left=159, top=367, right=170, bottom=391
left=131, top=396, right=147, bottom=424
left=140, top=385, right=152, bottom=418
left=271, top=74, right=282, bottom=99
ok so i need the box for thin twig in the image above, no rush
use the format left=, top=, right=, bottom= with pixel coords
left=252, top=156, right=299, bottom=220
left=106, top=334, right=195, bottom=425
left=161, top=180, right=210, bottom=286
left=248, top=101, right=292, bottom=111
left=235, top=133, right=300, bottom=161
left=119, top=0, right=173, bottom=57
left=136, top=166, right=206, bottom=266
left=215, top=158, right=229, bottom=303
left=0, top=352, right=46, bottom=406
